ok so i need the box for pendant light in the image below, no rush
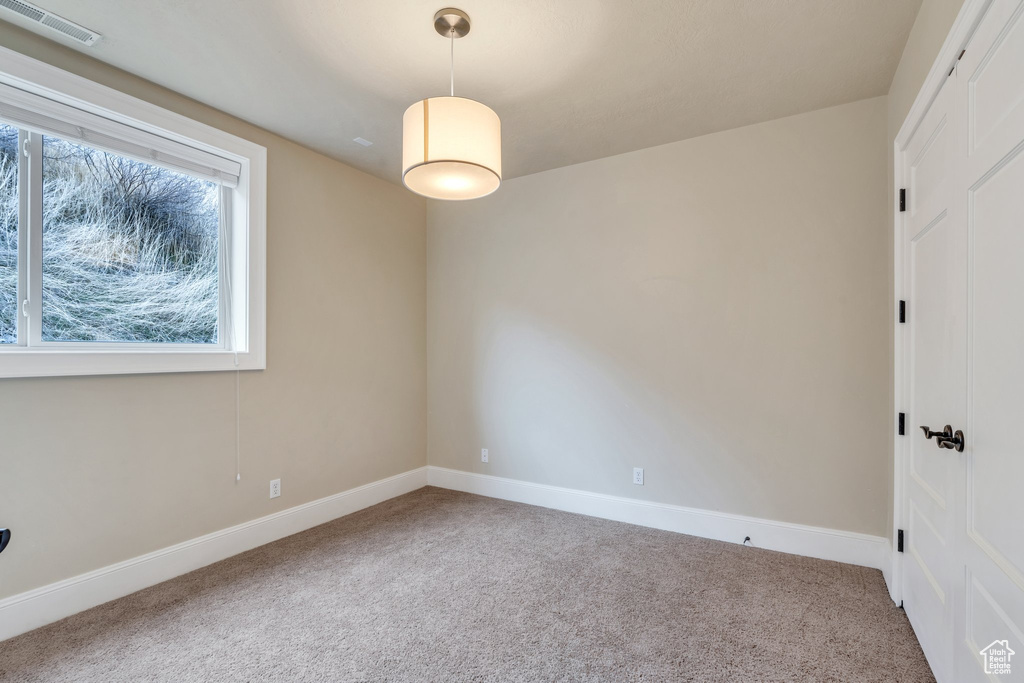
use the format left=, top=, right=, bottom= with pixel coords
left=402, top=8, right=501, bottom=201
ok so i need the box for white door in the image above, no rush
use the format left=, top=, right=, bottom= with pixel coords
left=954, top=1, right=1024, bottom=680
left=903, top=70, right=964, bottom=680
left=901, top=2, right=1024, bottom=681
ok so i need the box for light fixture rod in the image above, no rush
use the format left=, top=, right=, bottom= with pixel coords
left=433, top=8, right=470, bottom=97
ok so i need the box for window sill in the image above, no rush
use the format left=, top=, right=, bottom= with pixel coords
left=0, top=348, right=264, bottom=378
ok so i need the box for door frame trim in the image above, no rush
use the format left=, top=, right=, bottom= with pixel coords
left=891, top=0, right=992, bottom=607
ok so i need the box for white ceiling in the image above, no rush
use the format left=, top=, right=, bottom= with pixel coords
left=3, top=0, right=922, bottom=183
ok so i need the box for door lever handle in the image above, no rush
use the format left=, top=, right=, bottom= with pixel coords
left=919, top=424, right=965, bottom=452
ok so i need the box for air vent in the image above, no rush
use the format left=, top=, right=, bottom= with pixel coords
left=0, top=0, right=100, bottom=46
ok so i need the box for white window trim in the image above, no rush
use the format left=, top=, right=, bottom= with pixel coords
left=0, top=45, right=266, bottom=378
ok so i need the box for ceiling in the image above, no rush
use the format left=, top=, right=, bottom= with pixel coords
left=2, top=0, right=922, bottom=184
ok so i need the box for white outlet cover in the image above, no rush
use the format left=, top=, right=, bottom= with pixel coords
left=633, top=467, right=644, bottom=485
left=481, top=448, right=489, bottom=463
left=270, top=478, right=281, bottom=499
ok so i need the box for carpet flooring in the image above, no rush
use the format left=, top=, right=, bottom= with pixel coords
left=0, top=487, right=933, bottom=682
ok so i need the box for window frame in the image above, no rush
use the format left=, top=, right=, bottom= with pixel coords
left=0, top=45, right=266, bottom=378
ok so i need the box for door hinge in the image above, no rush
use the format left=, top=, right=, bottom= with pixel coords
left=898, top=529, right=905, bottom=553
left=899, top=300, right=906, bottom=323
left=948, top=49, right=966, bottom=76
left=898, top=412, right=905, bottom=436
left=899, top=188, right=906, bottom=212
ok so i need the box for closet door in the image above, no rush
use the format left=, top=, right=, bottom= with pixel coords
left=902, top=69, right=964, bottom=682
left=953, top=1, right=1024, bottom=680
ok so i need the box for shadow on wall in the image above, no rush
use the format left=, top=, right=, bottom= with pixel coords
left=475, top=308, right=751, bottom=506
left=433, top=290, right=873, bottom=526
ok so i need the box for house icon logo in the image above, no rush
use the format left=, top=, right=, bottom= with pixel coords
left=979, top=639, right=1015, bottom=675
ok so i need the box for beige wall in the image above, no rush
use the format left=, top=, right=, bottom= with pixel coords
left=428, top=97, right=890, bottom=536
left=883, top=0, right=967, bottom=539
left=0, top=25, right=427, bottom=599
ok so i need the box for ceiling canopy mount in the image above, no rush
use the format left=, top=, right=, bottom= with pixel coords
left=433, top=8, right=471, bottom=39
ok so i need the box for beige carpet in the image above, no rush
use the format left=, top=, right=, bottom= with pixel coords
left=0, top=487, right=933, bottom=682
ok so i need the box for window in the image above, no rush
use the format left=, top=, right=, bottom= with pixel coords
left=39, top=136, right=221, bottom=344
left=0, top=45, right=265, bottom=377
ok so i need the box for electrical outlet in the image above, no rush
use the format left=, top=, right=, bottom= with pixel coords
left=481, top=448, right=489, bottom=463
left=269, top=479, right=281, bottom=499
left=633, top=467, right=644, bottom=485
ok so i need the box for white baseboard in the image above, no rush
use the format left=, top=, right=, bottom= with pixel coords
left=427, top=466, right=890, bottom=572
left=2, top=465, right=894, bottom=643
left=0, top=466, right=428, bottom=642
